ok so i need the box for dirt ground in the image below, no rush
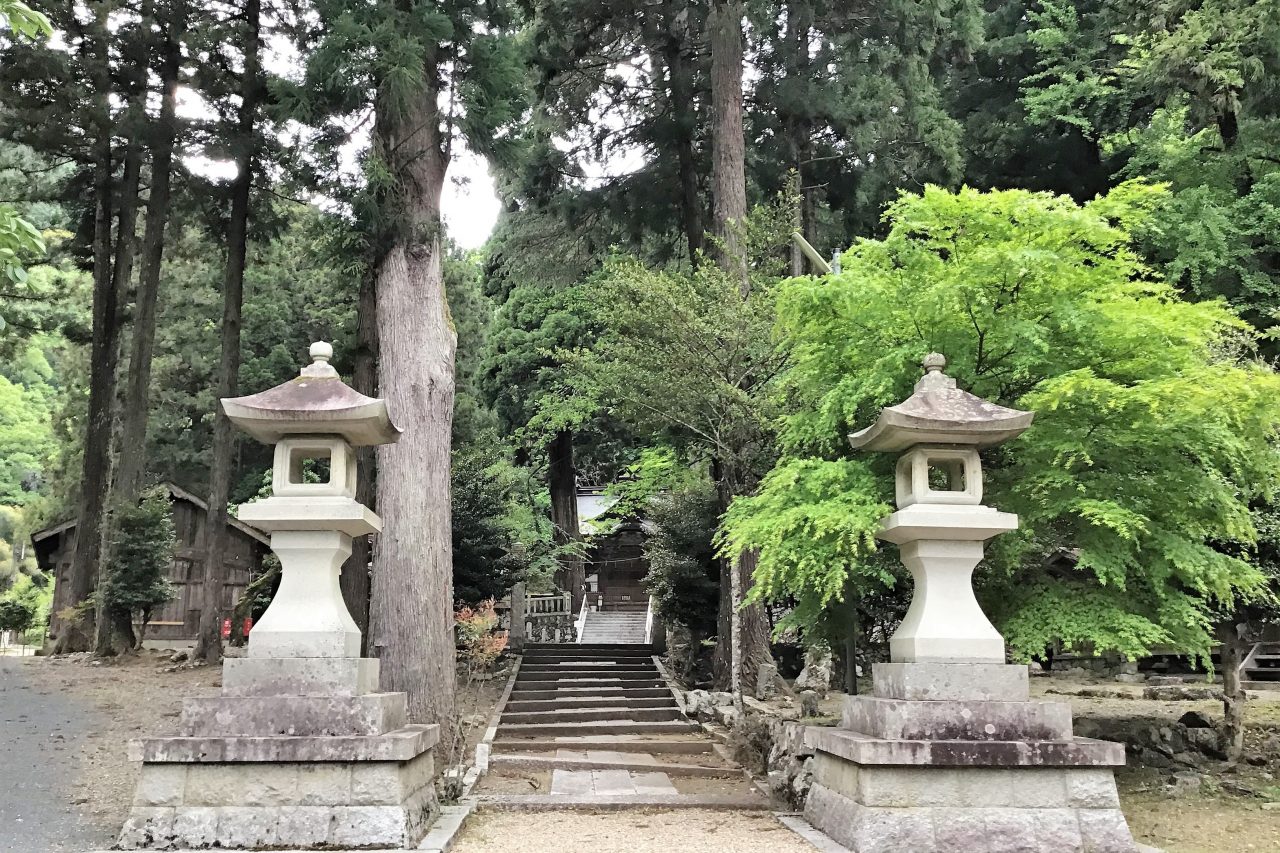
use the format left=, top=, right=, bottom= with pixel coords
left=452, top=809, right=815, bottom=853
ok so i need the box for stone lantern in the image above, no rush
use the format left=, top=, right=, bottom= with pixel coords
left=803, top=354, right=1136, bottom=852
left=118, top=343, right=439, bottom=851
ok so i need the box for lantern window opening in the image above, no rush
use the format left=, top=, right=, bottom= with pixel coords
left=271, top=436, right=357, bottom=499
left=895, top=445, right=984, bottom=508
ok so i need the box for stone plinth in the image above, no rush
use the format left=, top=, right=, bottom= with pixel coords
left=119, top=657, right=438, bottom=850
left=803, top=663, right=1135, bottom=852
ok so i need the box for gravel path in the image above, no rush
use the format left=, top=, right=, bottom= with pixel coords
left=0, top=658, right=112, bottom=852
left=452, top=809, right=817, bottom=853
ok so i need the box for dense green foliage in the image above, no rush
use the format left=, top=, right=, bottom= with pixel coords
left=100, top=487, right=176, bottom=635
left=724, top=183, right=1280, bottom=660
left=643, top=480, right=721, bottom=640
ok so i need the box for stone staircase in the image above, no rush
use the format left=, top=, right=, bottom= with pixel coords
left=578, top=610, right=648, bottom=644
left=476, top=643, right=769, bottom=810
left=1244, top=642, right=1280, bottom=690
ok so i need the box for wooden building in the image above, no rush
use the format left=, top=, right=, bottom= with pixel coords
left=578, top=487, right=650, bottom=612
left=33, top=483, right=270, bottom=646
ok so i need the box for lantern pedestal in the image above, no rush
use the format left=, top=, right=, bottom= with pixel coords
left=803, top=663, right=1135, bottom=852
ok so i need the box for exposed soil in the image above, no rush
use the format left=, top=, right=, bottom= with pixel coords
left=1117, top=766, right=1280, bottom=853
left=452, top=809, right=816, bottom=853
left=1, top=650, right=510, bottom=850
left=0, top=651, right=217, bottom=851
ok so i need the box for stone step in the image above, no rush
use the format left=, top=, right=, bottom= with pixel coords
left=522, top=650, right=654, bottom=660
left=497, top=720, right=700, bottom=737
left=517, top=669, right=658, bottom=681
left=489, top=753, right=738, bottom=777
left=491, top=737, right=713, bottom=754
left=1243, top=680, right=1280, bottom=691
left=522, top=640, right=655, bottom=648
left=519, top=678, right=665, bottom=690
left=472, top=793, right=770, bottom=811
left=499, top=707, right=684, bottom=725
left=1251, top=654, right=1280, bottom=667
left=518, top=661, right=658, bottom=672
left=506, top=696, right=676, bottom=712
left=1244, top=670, right=1280, bottom=681
left=508, top=687, right=672, bottom=702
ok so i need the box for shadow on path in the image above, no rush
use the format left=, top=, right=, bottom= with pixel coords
left=1, top=658, right=113, bottom=852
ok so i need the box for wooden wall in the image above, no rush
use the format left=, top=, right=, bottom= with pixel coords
left=40, top=495, right=266, bottom=645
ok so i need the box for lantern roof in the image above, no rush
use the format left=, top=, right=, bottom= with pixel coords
left=221, top=342, right=401, bottom=446
left=848, top=353, right=1033, bottom=452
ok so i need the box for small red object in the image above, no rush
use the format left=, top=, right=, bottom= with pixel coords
left=221, top=618, right=231, bottom=639
left=243, top=617, right=253, bottom=635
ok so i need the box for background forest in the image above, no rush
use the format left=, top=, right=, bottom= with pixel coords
left=2, top=0, right=1280, bottom=726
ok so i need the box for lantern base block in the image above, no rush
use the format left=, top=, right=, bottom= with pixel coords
left=117, top=657, right=439, bottom=850
left=117, top=744, right=437, bottom=850
left=804, top=663, right=1136, bottom=852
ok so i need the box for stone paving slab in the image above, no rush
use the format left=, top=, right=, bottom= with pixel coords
left=549, top=769, right=594, bottom=796
left=630, top=772, right=677, bottom=795
left=591, top=769, right=637, bottom=796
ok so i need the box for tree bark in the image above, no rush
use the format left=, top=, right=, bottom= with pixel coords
left=116, top=6, right=184, bottom=497
left=706, top=0, right=772, bottom=697
left=1219, top=621, right=1246, bottom=761
left=660, top=0, right=705, bottom=266
left=367, top=50, right=457, bottom=738
left=547, top=429, right=584, bottom=611
left=710, top=464, right=774, bottom=698
left=92, top=136, right=144, bottom=657
left=783, top=2, right=813, bottom=277
left=340, top=267, right=378, bottom=646
left=194, top=0, right=261, bottom=665
left=56, top=5, right=119, bottom=654
left=708, top=0, right=748, bottom=292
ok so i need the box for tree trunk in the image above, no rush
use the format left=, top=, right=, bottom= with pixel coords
left=784, top=1, right=813, bottom=278
left=194, top=0, right=261, bottom=665
left=367, top=55, right=457, bottom=738
left=548, top=429, right=584, bottom=610
left=93, top=137, right=145, bottom=657
left=707, top=0, right=771, bottom=697
left=340, top=267, right=378, bottom=646
left=660, top=1, right=704, bottom=266
left=54, top=4, right=119, bottom=655
left=710, top=465, right=774, bottom=698
left=1219, top=621, right=1246, bottom=761
left=708, top=0, right=748, bottom=292
left=115, top=8, right=184, bottom=497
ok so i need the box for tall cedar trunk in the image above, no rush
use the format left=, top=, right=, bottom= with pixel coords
left=115, top=9, right=184, bottom=497
left=56, top=7, right=119, bottom=654
left=340, top=268, right=378, bottom=646
left=1219, top=621, right=1246, bottom=760
left=548, top=429, right=584, bottom=610
left=661, top=1, right=704, bottom=265
left=368, top=56, right=458, bottom=738
left=708, top=0, right=748, bottom=292
left=784, top=2, right=813, bottom=277
left=707, top=0, right=773, bottom=697
left=710, top=465, right=774, bottom=698
left=195, top=0, right=261, bottom=664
